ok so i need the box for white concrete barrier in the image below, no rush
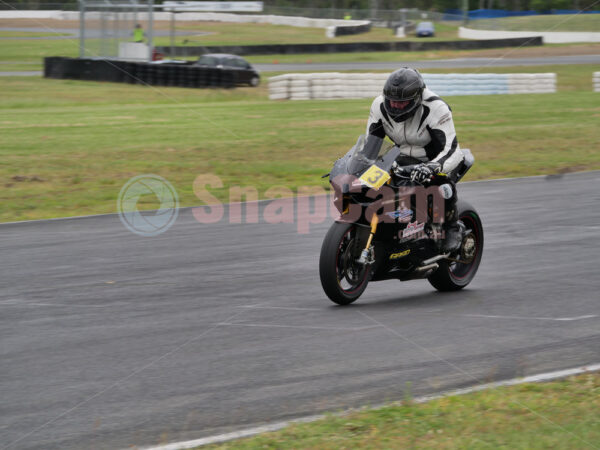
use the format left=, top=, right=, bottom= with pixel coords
left=269, top=72, right=557, bottom=100
left=118, top=42, right=149, bottom=61
left=0, top=10, right=368, bottom=28
left=594, top=72, right=600, bottom=92
left=459, top=26, right=600, bottom=44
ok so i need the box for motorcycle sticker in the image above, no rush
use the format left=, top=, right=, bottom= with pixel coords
left=389, top=249, right=411, bottom=260
left=359, top=164, right=390, bottom=190
left=386, top=208, right=413, bottom=223
left=402, top=221, right=425, bottom=238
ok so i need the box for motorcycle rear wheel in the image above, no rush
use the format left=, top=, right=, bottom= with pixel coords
left=319, top=222, right=371, bottom=305
left=428, top=202, right=484, bottom=291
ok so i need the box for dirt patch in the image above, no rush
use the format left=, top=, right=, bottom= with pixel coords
left=556, top=165, right=589, bottom=174
left=11, top=175, right=44, bottom=182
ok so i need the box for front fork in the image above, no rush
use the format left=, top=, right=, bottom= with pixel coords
left=356, top=214, right=379, bottom=265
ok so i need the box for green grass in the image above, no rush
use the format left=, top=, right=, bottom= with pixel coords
left=470, top=13, right=600, bottom=32
left=0, top=64, right=598, bottom=222
left=0, top=21, right=460, bottom=70
left=0, top=37, right=80, bottom=63
left=200, top=373, right=600, bottom=449
left=0, top=62, right=42, bottom=71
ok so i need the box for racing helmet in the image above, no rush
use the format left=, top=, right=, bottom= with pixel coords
left=383, top=67, right=425, bottom=122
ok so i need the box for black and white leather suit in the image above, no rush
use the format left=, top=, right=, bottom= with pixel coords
left=366, top=87, right=465, bottom=175
left=367, top=87, right=466, bottom=248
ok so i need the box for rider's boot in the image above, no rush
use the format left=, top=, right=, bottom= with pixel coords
left=443, top=220, right=465, bottom=253
left=442, top=189, right=464, bottom=253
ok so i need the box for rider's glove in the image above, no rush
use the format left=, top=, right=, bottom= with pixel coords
left=410, top=162, right=442, bottom=184
left=391, top=161, right=404, bottom=178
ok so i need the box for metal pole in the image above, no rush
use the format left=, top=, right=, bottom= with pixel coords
left=114, top=10, right=119, bottom=58
left=100, top=9, right=106, bottom=57
left=79, top=0, right=85, bottom=58
left=147, top=0, right=154, bottom=62
left=170, top=8, right=175, bottom=58
left=463, top=0, right=469, bottom=25
left=133, top=0, right=137, bottom=30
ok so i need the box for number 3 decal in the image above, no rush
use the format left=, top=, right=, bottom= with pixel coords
left=359, top=165, right=391, bottom=189
left=367, top=168, right=384, bottom=184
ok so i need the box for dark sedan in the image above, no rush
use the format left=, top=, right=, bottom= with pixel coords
left=416, top=21, right=435, bottom=38
left=194, top=54, right=260, bottom=87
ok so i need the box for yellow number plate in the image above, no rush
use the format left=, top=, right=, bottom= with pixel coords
left=359, top=165, right=390, bottom=190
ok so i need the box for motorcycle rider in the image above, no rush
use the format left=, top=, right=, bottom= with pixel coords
left=366, top=67, right=466, bottom=252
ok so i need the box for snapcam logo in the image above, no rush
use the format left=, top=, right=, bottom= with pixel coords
left=117, top=174, right=179, bottom=237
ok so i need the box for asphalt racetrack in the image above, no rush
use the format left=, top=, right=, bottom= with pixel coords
left=254, top=54, right=600, bottom=72
left=2, top=54, right=599, bottom=77
left=2, top=171, right=600, bottom=449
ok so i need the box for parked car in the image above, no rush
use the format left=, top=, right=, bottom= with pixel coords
left=194, top=54, right=260, bottom=87
left=416, top=21, right=435, bottom=37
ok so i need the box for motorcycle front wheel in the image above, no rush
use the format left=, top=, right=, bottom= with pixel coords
left=319, top=222, right=371, bottom=305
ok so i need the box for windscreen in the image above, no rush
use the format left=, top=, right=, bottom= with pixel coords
left=347, top=135, right=393, bottom=176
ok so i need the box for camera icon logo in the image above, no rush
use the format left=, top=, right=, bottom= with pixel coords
left=117, top=174, right=179, bottom=237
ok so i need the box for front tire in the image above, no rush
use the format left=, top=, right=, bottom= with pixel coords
left=428, top=201, right=484, bottom=292
left=319, top=222, right=370, bottom=305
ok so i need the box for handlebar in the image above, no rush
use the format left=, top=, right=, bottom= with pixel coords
left=393, top=163, right=420, bottom=175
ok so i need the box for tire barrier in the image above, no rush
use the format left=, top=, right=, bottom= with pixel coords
left=594, top=72, right=600, bottom=92
left=43, top=57, right=237, bottom=89
left=268, top=72, right=557, bottom=100
left=157, top=36, right=543, bottom=57
left=326, top=21, right=372, bottom=38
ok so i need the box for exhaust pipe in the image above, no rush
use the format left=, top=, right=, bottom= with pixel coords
left=421, top=253, right=450, bottom=266
left=415, top=262, right=439, bottom=273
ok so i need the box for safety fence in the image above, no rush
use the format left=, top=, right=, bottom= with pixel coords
left=594, top=72, right=600, bottom=92
left=268, top=73, right=557, bottom=100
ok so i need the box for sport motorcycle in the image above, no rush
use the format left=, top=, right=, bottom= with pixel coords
left=319, top=135, right=483, bottom=305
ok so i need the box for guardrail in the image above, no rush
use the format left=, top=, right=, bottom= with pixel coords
left=268, top=72, right=557, bottom=100
left=594, top=72, right=600, bottom=92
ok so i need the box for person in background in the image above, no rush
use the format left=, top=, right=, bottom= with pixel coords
left=133, top=23, right=145, bottom=43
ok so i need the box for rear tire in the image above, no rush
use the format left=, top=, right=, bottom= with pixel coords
left=428, top=201, right=484, bottom=292
left=319, top=222, right=370, bottom=305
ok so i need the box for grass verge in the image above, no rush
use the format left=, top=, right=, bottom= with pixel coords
left=200, top=372, right=600, bottom=449
left=0, top=21, right=456, bottom=68
left=0, top=65, right=598, bottom=222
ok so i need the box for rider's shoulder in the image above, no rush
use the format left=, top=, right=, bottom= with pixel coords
left=369, top=95, right=385, bottom=114
left=372, top=94, right=384, bottom=106
left=421, top=88, right=451, bottom=111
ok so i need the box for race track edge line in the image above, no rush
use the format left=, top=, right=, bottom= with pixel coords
left=140, top=362, right=600, bottom=450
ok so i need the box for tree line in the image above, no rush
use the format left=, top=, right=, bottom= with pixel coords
left=5, top=0, right=599, bottom=13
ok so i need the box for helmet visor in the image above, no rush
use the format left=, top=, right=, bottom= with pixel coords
left=384, top=97, right=418, bottom=120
